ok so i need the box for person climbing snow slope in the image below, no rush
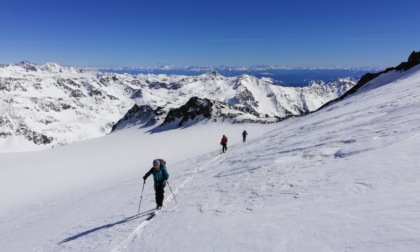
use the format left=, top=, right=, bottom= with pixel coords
left=143, top=158, right=169, bottom=209
left=220, top=135, right=228, bottom=153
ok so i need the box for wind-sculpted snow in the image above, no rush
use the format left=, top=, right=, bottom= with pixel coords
left=0, top=62, right=356, bottom=151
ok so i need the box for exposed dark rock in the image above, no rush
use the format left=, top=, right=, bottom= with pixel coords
left=88, top=89, right=103, bottom=96
left=162, top=97, right=213, bottom=127
left=61, top=103, right=72, bottom=110
left=130, top=89, right=143, bottom=99
left=70, top=89, right=85, bottom=98
left=0, top=132, right=12, bottom=138
left=15, top=125, right=53, bottom=144
left=107, top=94, right=119, bottom=100
left=18, top=61, right=38, bottom=71
left=33, top=83, right=42, bottom=90
left=149, top=82, right=168, bottom=89
left=111, top=104, right=158, bottom=131
left=396, top=51, right=420, bottom=71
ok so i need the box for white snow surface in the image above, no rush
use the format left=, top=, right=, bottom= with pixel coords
left=1, top=65, right=420, bottom=251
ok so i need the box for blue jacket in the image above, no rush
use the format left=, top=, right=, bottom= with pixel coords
left=144, top=162, right=169, bottom=184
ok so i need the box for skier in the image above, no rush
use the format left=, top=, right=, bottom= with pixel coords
left=220, top=135, right=228, bottom=153
left=242, top=130, right=248, bottom=143
left=143, top=159, right=169, bottom=210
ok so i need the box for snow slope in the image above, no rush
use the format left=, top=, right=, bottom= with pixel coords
left=1, top=65, right=420, bottom=251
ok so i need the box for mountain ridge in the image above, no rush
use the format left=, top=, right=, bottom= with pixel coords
left=316, top=51, right=420, bottom=111
left=1, top=62, right=357, bottom=151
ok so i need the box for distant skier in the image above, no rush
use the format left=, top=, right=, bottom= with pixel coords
left=242, top=130, right=248, bottom=143
left=220, top=135, right=228, bottom=153
left=143, top=159, right=169, bottom=209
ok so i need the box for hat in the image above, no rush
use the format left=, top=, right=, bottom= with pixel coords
left=153, top=159, right=160, bottom=168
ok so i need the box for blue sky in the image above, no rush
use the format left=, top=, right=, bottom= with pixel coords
left=1, top=0, right=419, bottom=68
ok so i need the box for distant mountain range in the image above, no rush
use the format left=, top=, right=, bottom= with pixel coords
left=95, top=65, right=378, bottom=87
left=0, top=61, right=359, bottom=151
left=92, top=64, right=379, bottom=72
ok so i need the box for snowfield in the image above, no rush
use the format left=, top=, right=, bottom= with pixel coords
left=1, top=65, right=420, bottom=251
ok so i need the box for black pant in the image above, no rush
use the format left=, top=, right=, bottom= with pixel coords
left=222, top=144, right=227, bottom=153
left=154, top=183, right=165, bottom=207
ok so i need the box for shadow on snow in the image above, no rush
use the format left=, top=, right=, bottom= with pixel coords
left=58, top=209, right=155, bottom=245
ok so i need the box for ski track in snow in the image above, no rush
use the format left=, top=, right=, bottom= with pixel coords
left=112, top=140, right=262, bottom=251
left=112, top=150, right=223, bottom=252
left=0, top=122, right=272, bottom=252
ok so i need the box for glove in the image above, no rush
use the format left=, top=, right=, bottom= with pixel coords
left=143, top=176, right=146, bottom=181
left=162, top=181, right=167, bottom=187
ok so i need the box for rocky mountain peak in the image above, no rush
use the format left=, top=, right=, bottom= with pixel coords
left=17, top=61, right=39, bottom=71
left=111, top=104, right=164, bottom=131
left=407, top=51, right=420, bottom=64
left=162, top=97, right=213, bottom=128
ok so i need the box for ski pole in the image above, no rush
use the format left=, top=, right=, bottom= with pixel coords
left=137, top=181, right=146, bottom=217
left=167, top=181, right=177, bottom=204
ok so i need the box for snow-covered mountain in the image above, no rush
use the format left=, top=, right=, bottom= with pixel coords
left=111, top=74, right=356, bottom=131
left=0, top=63, right=356, bottom=151
left=1, top=53, right=420, bottom=252
left=95, top=64, right=378, bottom=72
left=0, top=62, right=134, bottom=151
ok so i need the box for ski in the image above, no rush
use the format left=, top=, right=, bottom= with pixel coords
left=151, top=207, right=162, bottom=217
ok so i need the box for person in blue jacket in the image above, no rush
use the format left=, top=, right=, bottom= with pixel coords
left=143, top=159, right=169, bottom=209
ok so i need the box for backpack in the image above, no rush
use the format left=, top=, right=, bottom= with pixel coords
left=156, top=158, right=166, bottom=168
left=156, top=158, right=169, bottom=181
